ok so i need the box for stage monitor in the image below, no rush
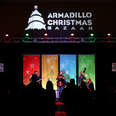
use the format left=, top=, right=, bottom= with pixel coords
left=78, top=54, right=96, bottom=90
left=23, top=55, right=40, bottom=86
left=60, top=55, right=77, bottom=84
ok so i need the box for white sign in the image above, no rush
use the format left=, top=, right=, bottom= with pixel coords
left=47, top=12, right=93, bottom=31
left=25, top=5, right=93, bottom=31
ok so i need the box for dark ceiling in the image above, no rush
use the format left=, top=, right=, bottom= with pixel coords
left=0, top=0, right=115, bottom=36
left=0, top=0, right=114, bottom=4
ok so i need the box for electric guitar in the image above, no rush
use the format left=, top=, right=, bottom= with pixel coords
left=37, top=79, right=42, bottom=83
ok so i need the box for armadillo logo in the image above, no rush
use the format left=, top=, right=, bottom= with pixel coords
left=25, top=5, right=46, bottom=30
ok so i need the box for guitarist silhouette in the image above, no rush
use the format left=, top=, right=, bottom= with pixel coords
left=78, top=67, right=87, bottom=87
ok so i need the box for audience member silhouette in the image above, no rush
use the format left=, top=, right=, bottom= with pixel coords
left=61, top=79, right=78, bottom=116
left=45, top=80, right=56, bottom=116
left=8, top=72, right=96, bottom=116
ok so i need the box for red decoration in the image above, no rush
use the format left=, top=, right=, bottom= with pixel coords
left=23, top=55, right=40, bottom=85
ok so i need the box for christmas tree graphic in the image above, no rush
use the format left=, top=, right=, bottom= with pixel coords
left=25, top=5, right=46, bottom=30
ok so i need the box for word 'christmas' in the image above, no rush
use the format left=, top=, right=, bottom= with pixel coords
left=47, top=19, right=92, bottom=26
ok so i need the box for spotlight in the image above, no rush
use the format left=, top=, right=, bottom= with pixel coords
left=90, top=33, right=94, bottom=37
left=25, top=33, right=29, bottom=37
left=106, top=33, right=112, bottom=42
left=88, top=33, right=96, bottom=42
left=44, top=33, right=48, bottom=37
left=23, top=32, right=30, bottom=42
left=70, top=33, right=75, bottom=37
left=5, top=34, right=9, bottom=37
left=107, top=33, right=111, bottom=37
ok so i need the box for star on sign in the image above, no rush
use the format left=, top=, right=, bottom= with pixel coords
left=30, top=64, right=34, bottom=68
left=34, top=5, right=38, bottom=10
left=26, top=70, right=30, bottom=74
left=50, top=65, right=54, bottom=69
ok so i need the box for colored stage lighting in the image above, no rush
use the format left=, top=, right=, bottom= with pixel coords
left=106, top=33, right=112, bottom=40
left=23, top=33, right=30, bottom=42
left=107, top=33, right=111, bottom=37
left=23, top=55, right=40, bottom=86
left=60, top=55, right=77, bottom=84
left=70, top=33, right=75, bottom=37
left=78, top=55, right=96, bottom=90
left=106, top=33, right=112, bottom=42
left=88, top=33, right=96, bottom=42
left=44, top=33, right=48, bottom=37
left=90, top=33, right=94, bottom=37
left=5, top=34, right=9, bottom=37
left=25, top=33, right=30, bottom=37
left=42, top=55, right=58, bottom=90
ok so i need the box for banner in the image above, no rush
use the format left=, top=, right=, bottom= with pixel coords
left=60, top=55, right=77, bottom=83
left=23, top=55, right=40, bottom=85
left=78, top=55, right=96, bottom=90
left=42, top=55, right=58, bottom=90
